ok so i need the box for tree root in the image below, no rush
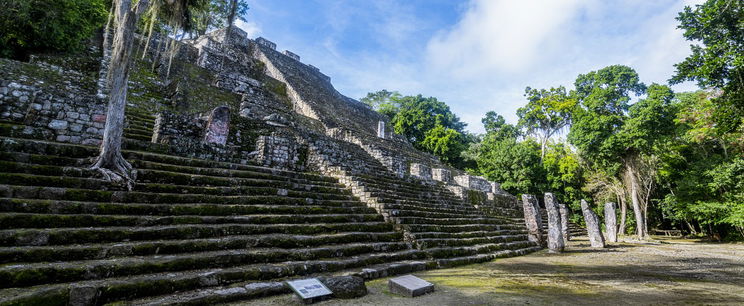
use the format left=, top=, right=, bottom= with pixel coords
left=90, top=153, right=137, bottom=191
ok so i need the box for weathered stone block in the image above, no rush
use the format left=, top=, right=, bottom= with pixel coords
left=522, top=194, right=544, bottom=247
left=604, top=202, right=618, bottom=243
left=321, top=276, right=367, bottom=299
left=544, top=193, right=565, bottom=253
left=432, top=168, right=451, bottom=183
left=581, top=199, right=606, bottom=248
left=377, top=121, right=385, bottom=139
left=454, top=175, right=491, bottom=192
left=409, top=163, right=431, bottom=181
left=388, top=275, right=434, bottom=297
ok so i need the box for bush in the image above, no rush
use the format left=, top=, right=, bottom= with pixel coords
left=0, top=0, right=108, bottom=60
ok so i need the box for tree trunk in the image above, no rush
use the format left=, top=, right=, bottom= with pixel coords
left=627, top=164, right=647, bottom=239
left=91, top=0, right=150, bottom=189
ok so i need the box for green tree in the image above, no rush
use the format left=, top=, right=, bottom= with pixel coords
left=467, top=112, right=544, bottom=195
left=93, top=0, right=203, bottom=187
left=517, top=86, right=577, bottom=160
left=360, top=90, right=401, bottom=120
left=391, top=95, right=466, bottom=147
left=0, top=0, right=108, bottom=60
left=671, top=0, right=743, bottom=138
left=543, top=143, right=585, bottom=208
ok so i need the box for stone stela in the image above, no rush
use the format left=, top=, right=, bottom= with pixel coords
left=286, top=278, right=333, bottom=304
left=203, top=106, right=230, bottom=145
left=377, top=120, right=385, bottom=139
left=388, top=275, right=434, bottom=297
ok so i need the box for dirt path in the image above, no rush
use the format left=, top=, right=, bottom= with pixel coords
left=237, top=237, right=744, bottom=305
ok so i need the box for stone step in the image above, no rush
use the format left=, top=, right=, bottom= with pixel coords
left=415, top=233, right=529, bottom=248
left=0, top=231, right=406, bottom=264
left=0, top=250, right=426, bottom=305
left=136, top=169, right=348, bottom=193
left=0, top=136, right=335, bottom=184
left=394, top=209, right=488, bottom=219
left=0, top=222, right=394, bottom=247
left=121, top=260, right=431, bottom=306
left=394, top=216, right=510, bottom=226
left=123, top=127, right=153, bottom=136
left=0, top=198, right=376, bottom=217
left=433, top=245, right=542, bottom=268
left=0, top=184, right=361, bottom=206
left=425, top=240, right=536, bottom=259
left=0, top=212, right=384, bottom=229
left=124, top=134, right=153, bottom=142
left=0, top=152, right=342, bottom=189
left=403, top=223, right=516, bottom=233
left=410, top=230, right=527, bottom=240
left=380, top=202, right=481, bottom=215
left=0, top=242, right=414, bottom=288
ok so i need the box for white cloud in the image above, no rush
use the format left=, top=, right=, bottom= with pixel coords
left=236, top=20, right=262, bottom=38
left=426, top=0, right=590, bottom=77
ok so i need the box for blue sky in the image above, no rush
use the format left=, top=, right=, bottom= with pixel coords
left=237, top=0, right=702, bottom=134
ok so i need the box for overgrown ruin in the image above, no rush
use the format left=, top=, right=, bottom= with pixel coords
left=0, top=27, right=554, bottom=304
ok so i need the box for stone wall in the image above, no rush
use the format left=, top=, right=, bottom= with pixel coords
left=0, top=60, right=105, bottom=146
left=255, top=134, right=307, bottom=170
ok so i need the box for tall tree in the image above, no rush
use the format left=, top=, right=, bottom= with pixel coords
left=671, top=0, right=743, bottom=140
left=360, top=90, right=401, bottom=120
left=517, top=86, right=576, bottom=160
left=93, top=0, right=196, bottom=187
left=568, top=65, right=650, bottom=237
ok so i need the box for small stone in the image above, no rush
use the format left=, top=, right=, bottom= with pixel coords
left=68, top=112, right=80, bottom=119
left=48, top=120, right=68, bottom=130
left=70, top=124, right=83, bottom=132
left=18, top=95, right=29, bottom=103
left=56, top=135, right=71, bottom=142
left=321, top=276, right=367, bottom=299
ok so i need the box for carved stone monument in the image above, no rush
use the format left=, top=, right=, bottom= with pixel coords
left=544, top=193, right=565, bottom=253
left=581, top=199, right=606, bottom=248
left=377, top=120, right=385, bottom=139
left=558, top=203, right=570, bottom=242
left=388, top=275, right=434, bottom=297
left=203, top=106, right=230, bottom=145
left=604, top=202, right=618, bottom=243
left=521, top=194, right=544, bottom=247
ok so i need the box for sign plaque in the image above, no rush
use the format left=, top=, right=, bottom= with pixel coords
left=286, top=278, right=333, bottom=304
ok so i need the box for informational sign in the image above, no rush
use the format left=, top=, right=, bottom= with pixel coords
left=287, top=278, right=333, bottom=304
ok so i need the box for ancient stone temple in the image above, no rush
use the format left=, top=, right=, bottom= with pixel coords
left=0, top=27, right=542, bottom=304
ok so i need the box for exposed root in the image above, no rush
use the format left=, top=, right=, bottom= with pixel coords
left=91, top=153, right=137, bottom=190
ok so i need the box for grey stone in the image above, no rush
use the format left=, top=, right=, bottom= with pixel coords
left=388, top=275, right=434, bottom=297
left=68, top=285, right=99, bottom=306
left=287, top=278, right=333, bottom=304
left=377, top=120, right=385, bottom=138
left=558, top=203, right=570, bottom=242
left=70, top=124, right=83, bottom=132
left=581, top=199, right=606, bottom=248
left=544, top=193, right=565, bottom=253
left=321, top=276, right=367, bottom=299
left=521, top=194, right=544, bottom=247
left=48, top=119, right=68, bottom=130
left=604, top=202, right=618, bottom=243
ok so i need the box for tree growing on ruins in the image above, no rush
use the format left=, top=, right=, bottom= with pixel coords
left=517, top=86, right=576, bottom=161
left=93, top=0, right=200, bottom=187
left=360, top=90, right=402, bottom=120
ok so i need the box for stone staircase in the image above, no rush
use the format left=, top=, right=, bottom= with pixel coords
left=308, top=137, right=541, bottom=268
left=123, top=109, right=156, bottom=142
left=0, top=132, right=431, bottom=305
